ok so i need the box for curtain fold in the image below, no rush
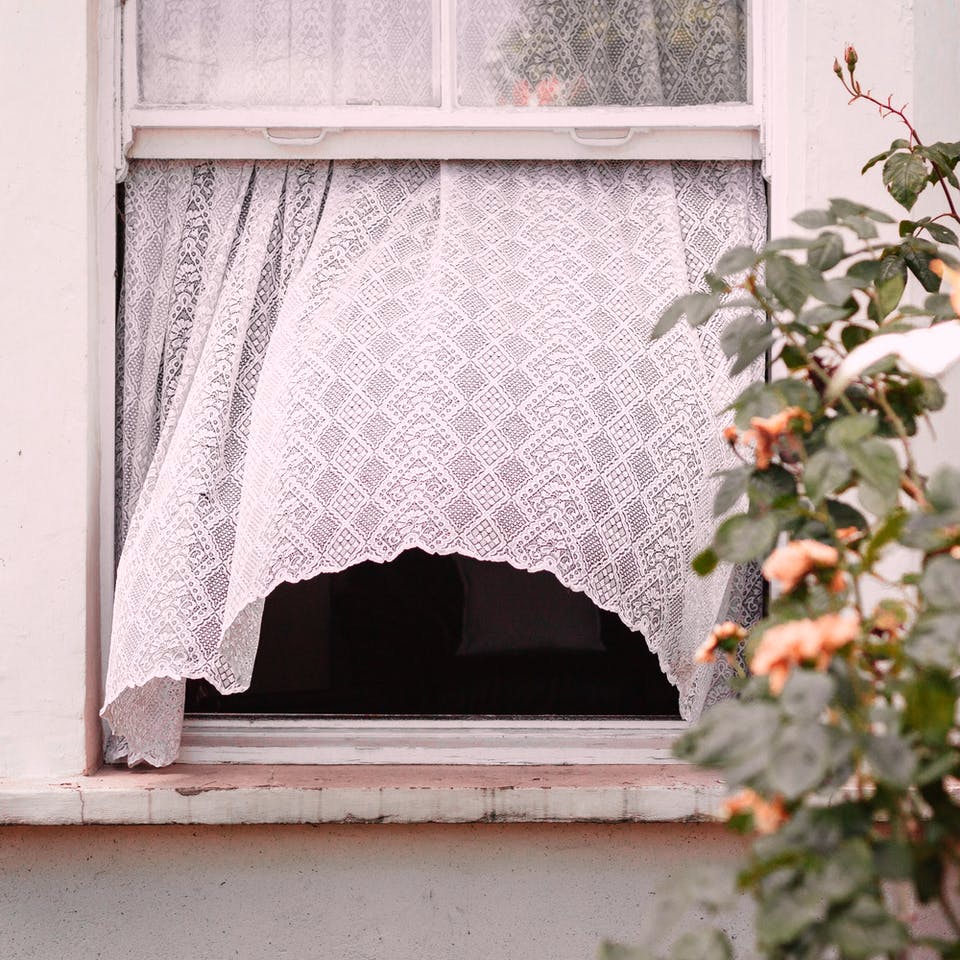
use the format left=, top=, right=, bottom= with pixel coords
left=106, top=158, right=765, bottom=767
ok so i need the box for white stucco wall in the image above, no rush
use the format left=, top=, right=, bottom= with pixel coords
left=2, top=2, right=960, bottom=959
left=0, top=823, right=753, bottom=960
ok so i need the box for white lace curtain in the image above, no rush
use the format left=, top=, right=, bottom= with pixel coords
left=137, top=0, right=745, bottom=107
left=105, top=157, right=765, bottom=766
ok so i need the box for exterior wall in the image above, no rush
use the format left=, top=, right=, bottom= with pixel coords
left=0, top=823, right=753, bottom=960
left=1, top=2, right=959, bottom=960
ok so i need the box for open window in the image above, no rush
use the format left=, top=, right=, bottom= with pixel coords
left=104, top=0, right=770, bottom=767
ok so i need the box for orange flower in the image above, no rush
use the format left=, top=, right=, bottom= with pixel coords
left=751, top=613, right=860, bottom=694
left=695, top=621, right=747, bottom=663
left=835, top=526, right=863, bottom=545
left=931, top=259, right=960, bottom=317
left=722, top=425, right=739, bottom=444
left=761, top=539, right=840, bottom=593
left=827, top=569, right=848, bottom=594
left=721, top=788, right=788, bottom=834
left=742, top=407, right=812, bottom=469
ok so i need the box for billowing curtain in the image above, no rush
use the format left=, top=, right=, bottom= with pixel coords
left=105, top=157, right=765, bottom=766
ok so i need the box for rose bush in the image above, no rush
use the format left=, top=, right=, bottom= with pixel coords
left=603, top=51, right=960, bottom=960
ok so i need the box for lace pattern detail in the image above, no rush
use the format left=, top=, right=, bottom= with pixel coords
left=457, top=0, right=745, bottom=106
left=138, top=0, right=438, bottom=106
left=106, top=158, right=766, bottom=766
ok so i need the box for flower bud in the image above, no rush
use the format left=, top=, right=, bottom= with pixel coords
left=844, top=45, right=858, bottom=72
left=833, top=58, right=843, bottom=78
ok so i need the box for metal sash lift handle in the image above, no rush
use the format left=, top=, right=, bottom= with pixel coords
left=568, top=127, right=644, bottom=147
left=262, top=128, right=341, bottom=146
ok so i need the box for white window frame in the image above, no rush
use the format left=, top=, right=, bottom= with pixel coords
left=101, top=0, right=782, bottom=766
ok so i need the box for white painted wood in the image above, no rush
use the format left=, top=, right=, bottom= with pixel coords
left=129, top=125, right=759, bottom=160
left=177, top=718, right=689, bottom=765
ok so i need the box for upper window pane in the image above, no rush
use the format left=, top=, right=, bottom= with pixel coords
left=137, top=0, right=438, bottom=107
left=456, top=0, right=747, bottom=107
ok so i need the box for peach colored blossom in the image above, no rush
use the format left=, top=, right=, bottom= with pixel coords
left=751, top=613, right=860, bottom=693
left=761, top=539, right=840, bottom=593
left=721, top=788, right=788, bottom=834
left=695, top=621, right=747, bottom=664
left=722, top=425, right=739, bottom=444
left=742, top=407, right=811, bottom=469
left=872, top=606, right=905, bottom=637
left=827, top=569, right=848, bottom=594
left=835, top=526, right=863, bottom=545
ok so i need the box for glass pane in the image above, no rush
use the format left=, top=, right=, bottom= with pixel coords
left=138, top=0, right=438, bottom=107
left=457, top=0, right=747, bottom=107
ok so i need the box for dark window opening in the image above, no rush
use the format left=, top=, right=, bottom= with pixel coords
left=186, top=550, right=681, bottom=718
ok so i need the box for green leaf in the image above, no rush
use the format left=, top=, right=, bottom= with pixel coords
left=841, top=215, right=878, bottom=240
left=692, top=547, right=719, bottom=577
left=748, top=464, right=797, bottom=509
left=874, top=839, right=913, bottom=880
left=861, top=507, right=906, bottom=569
left=806, top=232, right=844, bottom=271
left=714, top=513, right=779, bottom=563
left=815, top=276, right=864, bottom=306
left=919, top=555, right=960, bottom=609
left=804, top=448, right=852, bottom=503
left=904, top=670, right=957, bottom=742
left=920, top=144, right=960, bottom=187
left=714, top=466, right=752, bottom=517
left=846, top=438, right=901, bottom=514
left=719, top=314, right=771, bottom=360
left=828, top=896, right=907, bottom=959
left=926, top=221, right=959, bottom=245
left=756, top=878, right=829, bottom=949
left=671, top=929, right=733, bottom=960
left=766, top=255, right=813, bottom=313
left=780, top=671, right=835, bottom=720
left=819, top=839, right=874, bottom=903
left=778, top=343, right=806, bottom=369
left=925, top=292, right=956, bottom=320
left=826, top=414, right=878, bottom=448
left=840, top=324, right=872, bottom=352
left=871, top=268, right=906, bottom=321
left=716, top=245, right=758, bottom=274
left=652, top=293, right=720, bottom=339
left=928, top=465, right=960, bottom=511
left=798, top=302, right=857, bottom=328
left=903, top=238, right=944, bottom=292
left=882, top=151, right=930, bottom=211
left=907, top=613, right=960, bottom=670
left=769, top=722, right=830, bottom=799
left=825, top=500, right=868, bottom=533
left=793, top=208, right=834, bottom=229
left=861, top=148, right=894, bottom=175
left=865, top=733, right=917, bottom=787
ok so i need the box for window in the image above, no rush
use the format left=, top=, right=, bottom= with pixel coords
left=104, top=0, right=770, bottom=767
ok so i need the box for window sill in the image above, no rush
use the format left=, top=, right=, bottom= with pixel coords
left=0, top=764, right=726, bottom=825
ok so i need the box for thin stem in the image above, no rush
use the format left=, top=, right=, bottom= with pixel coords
left=838, top=73, right=960, bottom=225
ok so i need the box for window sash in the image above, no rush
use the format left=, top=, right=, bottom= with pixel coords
left=106, top=1, right=772, bottom=766
left=178, top=717, right=689, bottom=764
left=120, top=0, right=767, bottom=168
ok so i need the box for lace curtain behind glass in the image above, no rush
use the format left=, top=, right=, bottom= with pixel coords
left=106, top=158, right=765, bottom=766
